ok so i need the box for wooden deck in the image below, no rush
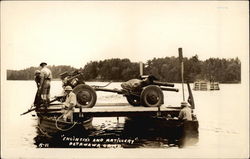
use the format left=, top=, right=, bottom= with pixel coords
left=38, top=103, right=181, bottom=118
left=79, top=105, right=180, bottom=117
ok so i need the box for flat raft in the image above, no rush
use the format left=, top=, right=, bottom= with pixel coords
left=36, top=103, right=198, bottom=137
left=38, top=103, right=181, bottom=117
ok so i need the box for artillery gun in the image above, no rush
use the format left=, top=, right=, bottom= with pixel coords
left=60, top=70, right=85, bottom=88
left=59, top=71, right=178, bottom=108
left=59, top=70, right=97, bottom=109
left=94, top=75, right=178, bottom=107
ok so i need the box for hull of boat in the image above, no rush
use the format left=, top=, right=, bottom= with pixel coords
left=37, top=115, right=93, bottom=136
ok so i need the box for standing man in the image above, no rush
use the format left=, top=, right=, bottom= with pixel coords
left=39, top=62, right=52, bottom=107
left=178, top=101, right=192, bottom=121
left=62, top=86, right=77, bottom=122
left=34, top=70, right=42, bottom=108
left=34, top=70, right=41, bottom=88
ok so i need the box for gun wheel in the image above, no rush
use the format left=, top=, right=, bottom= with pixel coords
left=140, top=85, right=164, bottom=107
left=73, top=84, right=97, bottom=108
left=126, top=95, right=141, bottom=106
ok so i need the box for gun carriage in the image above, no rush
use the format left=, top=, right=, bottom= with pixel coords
left=59, top=71, right=179, bottom=108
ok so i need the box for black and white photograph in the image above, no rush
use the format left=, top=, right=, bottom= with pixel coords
left=1, top=1, right=249, bottom=158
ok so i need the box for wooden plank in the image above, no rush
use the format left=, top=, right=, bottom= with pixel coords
left=79, top=106, right=180, bottom=117
left=80, top=111, right=179, bottom=117
left=42, top=103, right=130, bottom=111
left=79, top=106, right=179, bottom=113
left=47, top=103, right=181, bottom=108
left=39, top=105, right=180, bottom=118
left=44, top=105, right=181, bottom=113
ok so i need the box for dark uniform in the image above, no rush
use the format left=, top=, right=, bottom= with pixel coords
left=34, top=70, right=42, bottom=107
left=39, top=62, right=52, bottom=105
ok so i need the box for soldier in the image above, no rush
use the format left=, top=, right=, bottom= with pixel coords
left=178, top=101, right=194, bottom=148
left=178, top=101, right=192, bottom=121
left=62, top=86, right=77, bottom=122
left=34, top=70, right=41, bottom=88
left=34, top=70, right=42, bottom=107
left=39, top=62, right=52, bottom=106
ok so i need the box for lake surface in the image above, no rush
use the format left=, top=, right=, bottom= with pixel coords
left=1, top=81, right=249, bottom=158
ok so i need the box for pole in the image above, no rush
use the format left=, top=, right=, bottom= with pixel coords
left=181, top=61, right=185, bottom=101
left=139, top=62, right=143, bottom=76
left=178, top=48, right=185, bottom=101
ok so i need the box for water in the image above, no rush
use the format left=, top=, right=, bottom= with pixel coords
left=1, top=81, right=249, bottom=158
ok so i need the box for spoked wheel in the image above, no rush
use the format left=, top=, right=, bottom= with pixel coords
left=140, top=85, right=164, bottom=107
left=126, top=95, right=141, bottom=106
left=73, top=84, right=97, bottom=108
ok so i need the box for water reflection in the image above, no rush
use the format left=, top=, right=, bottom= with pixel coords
left=34, top=116, right=199, bottom=148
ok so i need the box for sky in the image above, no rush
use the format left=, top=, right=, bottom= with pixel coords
left=1, top=1, right=249, bottom=70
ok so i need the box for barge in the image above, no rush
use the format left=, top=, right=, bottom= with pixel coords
left=193, top=80, right=220, bottom=91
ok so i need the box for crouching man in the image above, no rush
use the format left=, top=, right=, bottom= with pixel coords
left=178, top=101, right=192, bottom=121
left=63, top=86, right=77, bottom=122
left=178, top=101, right=195, bottom=148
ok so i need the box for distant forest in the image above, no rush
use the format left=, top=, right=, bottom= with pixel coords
left=7, top=56, right=241, bottom=83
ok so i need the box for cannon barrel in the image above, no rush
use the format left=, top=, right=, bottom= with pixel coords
left=160, top=87, right=179, bottom=92
left=153, top=81, right=175, bottom=87
left=67, top=73, right=82, bottom=81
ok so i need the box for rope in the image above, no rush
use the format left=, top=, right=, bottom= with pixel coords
left=55, top=114, right=77, bottom=131
left=37, top=125, right=52, bottom=138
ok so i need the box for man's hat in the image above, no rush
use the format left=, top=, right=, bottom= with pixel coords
left=65, top=86, right=73, bottom=91
left=40, top=62, right=47, bottom=67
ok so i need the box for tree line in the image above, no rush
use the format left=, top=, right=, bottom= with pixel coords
left=144, top=56, right=240, bottom=83
left=7, top=56, right=241, bottom=83
left=7, top=65, right=76, bottom=80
